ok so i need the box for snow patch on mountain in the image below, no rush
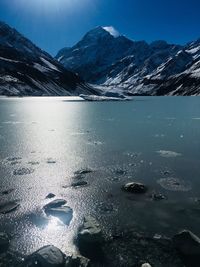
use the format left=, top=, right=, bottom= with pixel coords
left=102, top=26, right=120, bottom=38
left=56, top=26, right=200, bottom=96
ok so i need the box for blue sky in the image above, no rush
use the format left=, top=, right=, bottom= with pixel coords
left=0, top=0, right=200, bottom=55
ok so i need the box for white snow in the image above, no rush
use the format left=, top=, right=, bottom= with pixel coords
left=0, top=75, right=19, bottom=82
left=102, top=26, right=120, bottom=38
left=186, top=46, right=200, bottom=55
left=0, top=56, right=19, bottom=63
left=79, top=94, right=128, bottom=101
left=40, top=57, right=61, bottom=72
left=57, top=56, right=64, bottom=62
left=33, top=63, right=50, bottom=73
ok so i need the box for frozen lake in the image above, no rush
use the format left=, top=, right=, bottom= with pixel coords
left=0, top=96, right=200, bottom=257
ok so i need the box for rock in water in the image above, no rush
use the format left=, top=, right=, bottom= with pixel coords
left=74, top=169, right=92, bottom=175
left=0, top=232, right=10, bottom=253
left=71, top=181, right=88, bottom=187
left=0, top=200, right=20, bottom=214
left=77, top=216, right=104, bottom=261
left=122, top=182, right=148, bottom=194
left=43, top=199, right=73, bottom=225
left=173, top=230, right=200, bottom=256
left=44, top=199, right=67, bottom=210
left=46, top=193, right=56, bottom=199
left=46, top=207, right=73, bottom=225
left=13, top=167, right=34, bottom=175
left=1, top=188, right=14, bottom=195
left=25, top=245, right=65, bottom=267
left=141, top=264, right=152, bottom=267
left=78, top=216, right=103, bottom=244
left=65, top=254, right=90, bottom=267
left=157, top=177, right=191, bottom=192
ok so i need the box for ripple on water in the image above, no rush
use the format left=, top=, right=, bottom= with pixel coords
left=156, top=150, right=182, bottom=158
left=157, top=177, right=192, bottom=192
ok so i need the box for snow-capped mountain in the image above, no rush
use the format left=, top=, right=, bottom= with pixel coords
left=0, top=21, right=96, bottom=96
left=56, top=26, right=200, bottom=95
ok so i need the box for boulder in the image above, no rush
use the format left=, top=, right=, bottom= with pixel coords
left=78, top=216, right=103, bottom=244
left=26, top=245, right=66, bottom=267
left=173, top=230, right=200, bottom=256
left=122, top=182, right=147, bottom=194
left=141, top=264, right=152, bottom=267
left=77, top=216, right=104, bottom=261
left=46, top=193, right=56, bottom=199
left=65, top=254, right=90, bottom=267
left=0, top=232, right=10, bottom=253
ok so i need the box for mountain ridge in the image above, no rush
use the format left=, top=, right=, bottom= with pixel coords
left=0, top=21, right=96, bottom=96
left=56, top=26, right=200, bottom=96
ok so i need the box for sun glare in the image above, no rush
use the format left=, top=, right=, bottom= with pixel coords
left=16, top=0, right=84, bottom=14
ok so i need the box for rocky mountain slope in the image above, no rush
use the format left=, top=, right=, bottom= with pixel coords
left=0, top=21, right=95, bottom=96
left=56, top=26, right=200, bottom=96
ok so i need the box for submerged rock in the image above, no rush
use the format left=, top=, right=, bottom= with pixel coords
left=157, top=177, right=191, bottom=192
left=115, top=169, right=127, bottom=175
left=151, top=192, right=167, bottom=201
left=47, top=159, right=56, bottom=164
left=65, top=254, right=90, bottom=267
left=173, top=230, right=200, bottom=256
left=96, top=202, right=114, bottom=214
left=122, top=182, right=148, bottom=194
left=25, top=245, right=65, bottom=267
left=0, top=233, right=10, bottom=253
left=78, top=216, right=103, bottom=244
left=0, top=200, right=20, bottom=214
left=74, top=169, right=92, bottom=176
left=1, top=188, right=14, bottom=195
left=71, top=181, right=88, bottom=187
left=28, top=161, right=40, bottom=166
left=13, top=168, right=34, bottom=176
left=157, top=150, right=182, bottom=158
left=6, top=157, right=22, bottom=162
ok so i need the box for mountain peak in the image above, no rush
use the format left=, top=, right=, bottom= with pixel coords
left=81, top=26, right=121, bottom=42
left=102, top=26, right=120, bottom=38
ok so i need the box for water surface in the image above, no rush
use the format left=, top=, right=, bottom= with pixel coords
left=0, top=96, right=200, bottom=255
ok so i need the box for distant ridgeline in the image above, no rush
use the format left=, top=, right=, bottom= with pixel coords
left=0, top=21, right=199, bottom=96
left=56, top=26, right=200, bottom=96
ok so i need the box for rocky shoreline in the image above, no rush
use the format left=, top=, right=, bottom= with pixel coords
left=1, top=219, right=200, bottom=267
left=1, top=193, right=200, bottom=267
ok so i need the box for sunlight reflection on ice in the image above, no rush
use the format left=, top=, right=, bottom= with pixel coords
left=45, top=216, right=62, bottom=231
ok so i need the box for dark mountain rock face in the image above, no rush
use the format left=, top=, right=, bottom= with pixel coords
left=0, top=22, right=96, bottom=96
left=57, top=26, right=200, bottom=96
